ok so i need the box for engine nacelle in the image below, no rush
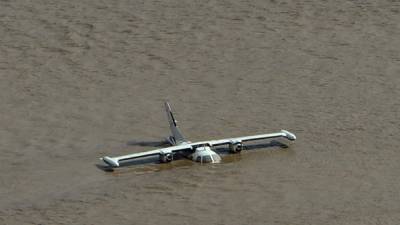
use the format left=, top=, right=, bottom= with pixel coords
left=229, top=141, right=243, bottom=153
left=159, top=152, right=173, bottom=163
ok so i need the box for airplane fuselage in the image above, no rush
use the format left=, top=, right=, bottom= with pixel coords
left=174, top=141, right=221, bottom=163
left=188, top=146, right=221, bottom=163
left=100, top=102, right=296, bottom=168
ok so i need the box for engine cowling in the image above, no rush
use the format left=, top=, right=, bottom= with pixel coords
left=229, top=141, right=243, bottom=153
left=159, top=152, right=173, bottom=163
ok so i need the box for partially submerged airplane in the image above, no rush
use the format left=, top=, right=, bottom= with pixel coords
left=101, top=102, right=296, bottom=167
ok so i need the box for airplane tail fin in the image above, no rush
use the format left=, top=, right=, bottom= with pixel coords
left=164, top=102, right=186, bottom=145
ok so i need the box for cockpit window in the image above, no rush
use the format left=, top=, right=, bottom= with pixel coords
left=201, top=155, right=212, bottom=163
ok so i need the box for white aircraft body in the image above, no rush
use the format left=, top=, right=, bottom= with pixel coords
left=101, top=102, right=296, bottom=167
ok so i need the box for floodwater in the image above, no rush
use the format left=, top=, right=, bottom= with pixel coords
left=1, top=0, right=399, bottom=224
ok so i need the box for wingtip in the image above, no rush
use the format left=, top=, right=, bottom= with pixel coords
left=281, top=130, right=296, bottom=141
left=102, top=156, right=120, bottom=167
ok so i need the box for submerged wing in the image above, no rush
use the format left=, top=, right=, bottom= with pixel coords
left=101, top=144, right=193, bottom=167
left=192, top=130, right=296, bottom=147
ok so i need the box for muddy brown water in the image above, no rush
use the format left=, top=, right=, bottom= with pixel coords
left=1, top=0, right=399, bottom=224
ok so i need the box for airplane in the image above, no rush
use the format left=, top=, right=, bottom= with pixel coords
left=100, top=102, right=296, bottom=167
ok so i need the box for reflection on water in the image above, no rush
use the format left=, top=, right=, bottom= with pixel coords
left=220, top=146, right=295, bottom=164
left=110, top=159, right=195, bottom=176
left=217, top=139, right=295, bottom=164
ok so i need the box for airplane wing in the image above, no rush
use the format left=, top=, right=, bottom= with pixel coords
left=101, top=130, right=296, bottom=167
left=101, top=144, right=193, bottom=167
left=198, top=130, right=296, bottom=147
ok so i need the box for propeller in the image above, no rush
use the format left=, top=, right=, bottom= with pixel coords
left=242, top=142, right=246, bottom=151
